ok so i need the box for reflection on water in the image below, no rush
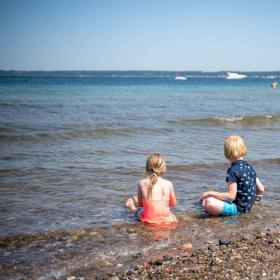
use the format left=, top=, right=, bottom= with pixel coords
left=1, top=159, right=279, bottom=237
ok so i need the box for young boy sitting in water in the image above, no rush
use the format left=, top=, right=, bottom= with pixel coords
left=126, top=153, right=177, bottom=224
left=200, top=135, right=265, bottom=215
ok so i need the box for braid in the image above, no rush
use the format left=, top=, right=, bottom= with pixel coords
left=145, top=153, right=166, bottom=200
left=147, top=172, right=158, bottom=200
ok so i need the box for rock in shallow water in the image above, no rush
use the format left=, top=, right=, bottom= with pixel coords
left=181, top=242, right=193, bottom=250
left=154, top=259, right=163, bottom=266
left=219, top=239, right=231, bottom=246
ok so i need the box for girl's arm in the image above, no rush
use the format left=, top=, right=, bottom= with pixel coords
left=256, top=177, right=265, bottom=195
left=200, top=182, right=237, bottom=201
left=137, top=183, right=143, bottom=207
left=169, top=182, right=177, bottom=207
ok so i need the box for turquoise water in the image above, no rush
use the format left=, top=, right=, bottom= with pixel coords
left=0, top=72, right=280, bottom=236
left=1, top=71, right=280, bottom=279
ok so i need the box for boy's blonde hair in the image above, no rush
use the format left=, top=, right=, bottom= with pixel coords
left=224, top=135, right=247, bottom=161
left=145, top=153, right=166, bottom=199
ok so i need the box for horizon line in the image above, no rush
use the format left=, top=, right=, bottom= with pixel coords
left=1, top=69, right=280, bottom=73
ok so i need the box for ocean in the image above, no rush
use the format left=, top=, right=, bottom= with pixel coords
left=1, top=71, right=280, bottom=279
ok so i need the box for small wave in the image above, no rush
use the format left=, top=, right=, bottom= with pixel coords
left=98, top=157, right=280, bottom=176
left=0, top=127, right=157, bottom=143
left=261, top=158, right=280, bottom=165
left=0, top=101, right=47, bottom=110
left=168, top=162, right=227, bottom=172
left=168, top=114, right=280, bottom=127
left=167, top=158, right=280, bottom=173
left=0, top=168, right=26, bottom=177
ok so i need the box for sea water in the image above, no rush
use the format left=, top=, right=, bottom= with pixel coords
left=0, top=71, right=280, bottom=278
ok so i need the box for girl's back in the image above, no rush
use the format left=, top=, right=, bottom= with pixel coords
left=138, top=177, right=177, bottom=223
left=139, top=177, right=174, bottom=202
left=125, top=153, right=177, bottom=224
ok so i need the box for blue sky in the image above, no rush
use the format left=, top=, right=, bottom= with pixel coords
left=0, top=0, right=279, bottom=71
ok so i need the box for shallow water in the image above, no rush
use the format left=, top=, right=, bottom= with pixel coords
left=0, top=71, right=280, bottom=278
left=1, top=202, right=280, bottom=279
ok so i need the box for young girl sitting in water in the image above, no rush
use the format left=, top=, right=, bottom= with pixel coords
left=126, top=153, right=177, bottom=224
left=200, top=135, right=265, bottom=215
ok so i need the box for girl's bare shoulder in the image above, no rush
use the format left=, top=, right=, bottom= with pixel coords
left=160, top=177, right=173, bottom=188
left=138, top=178, right=149, bottom=188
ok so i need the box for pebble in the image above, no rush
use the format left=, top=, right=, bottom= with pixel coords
left=219, top=239, right=231, bottom=246
left=154, top=259, right=163, bottom=266
left=242, top=234, right=252, bottom=241
left=256, top=232, right=267, bottom=239
left=67, top=276, right=76, bottom=280
left=133, top=252, right=142, bottom=258
left=181, top=242, right=193, bottom=250
left=108, top=276, right=119, bottom=280
left=135, top=264, right=143, bottom=270
left=232, top=254, right=242, bottom=260
left=215, top=257, right=223, bottom=264
left=104, top=261, right=111, bottom=266
left=163, top=255, right=173, bottom=261
left=129, top=233, right=138, bottom=238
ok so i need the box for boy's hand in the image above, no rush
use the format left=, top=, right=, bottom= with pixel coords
left=199, top=191, right=213, bottom=201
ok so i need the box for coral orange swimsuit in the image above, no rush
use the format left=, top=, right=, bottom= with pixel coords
left=139, top=192, right=177, bottom=224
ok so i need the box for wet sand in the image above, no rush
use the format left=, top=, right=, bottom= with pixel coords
left=62, top=205, right=280, bottom=280
left=69, top=230, right=280, bottom=280
left=1, top=202, right=280, bottom=279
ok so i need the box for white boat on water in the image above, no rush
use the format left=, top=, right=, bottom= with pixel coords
left=226, top=72, right=247, bottom=79
left=175, top=75, right=187, bottom=80
left=264, top=75, right=276, bottom=79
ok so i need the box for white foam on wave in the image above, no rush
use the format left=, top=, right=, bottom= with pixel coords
left=219, top=116, right=244, bottom=122
left=96, top=239, right=173, bottom=261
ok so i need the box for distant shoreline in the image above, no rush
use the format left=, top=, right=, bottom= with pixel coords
left=1, top=70, right=280, bottom=74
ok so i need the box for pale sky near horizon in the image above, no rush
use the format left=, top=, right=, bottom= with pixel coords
left=0, top=0, right=279, bottom=71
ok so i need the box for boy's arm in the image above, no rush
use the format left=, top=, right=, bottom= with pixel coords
left=137, top=183, right=143, bottom=207
left=200, top=182, right=237, bottom=201
left=169, top=182, right=177, bottom=207
left=256, top=177, right=264, bottom=195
